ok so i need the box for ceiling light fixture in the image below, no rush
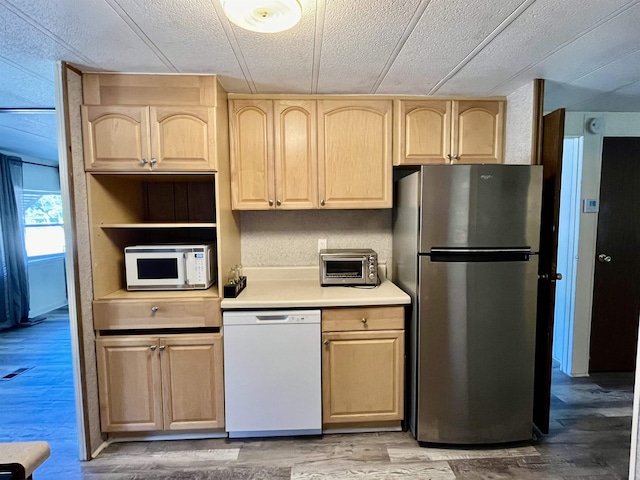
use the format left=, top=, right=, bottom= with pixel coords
left=221, top=0, right=302, bottom=33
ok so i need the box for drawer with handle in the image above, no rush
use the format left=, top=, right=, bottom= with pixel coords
left=321, top=306, right=404, bottom=332
left=93, top=297, right=221, bottom=330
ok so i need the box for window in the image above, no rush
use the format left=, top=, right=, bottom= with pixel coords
left=23, top=191, right=65, bottom=258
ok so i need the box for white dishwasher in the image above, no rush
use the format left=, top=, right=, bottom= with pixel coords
left=223, top=310, right=322, bottom=438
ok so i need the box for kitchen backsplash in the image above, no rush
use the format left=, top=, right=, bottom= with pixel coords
left=240, top=210, right=392, bottom=268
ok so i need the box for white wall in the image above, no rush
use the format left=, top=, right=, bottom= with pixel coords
left=28, top=256, right=67, bottom=317
left=564, top=112, right=640, bottom=376
left=22, top=162, right=60, bottom=191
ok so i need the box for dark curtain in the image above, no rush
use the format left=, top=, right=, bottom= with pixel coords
left=0, top=154, right=30, bottom=330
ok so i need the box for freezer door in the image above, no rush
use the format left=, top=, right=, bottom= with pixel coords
left=416, top=255, right=538, bottom=444
left=419, top=165, right=543, bottom=252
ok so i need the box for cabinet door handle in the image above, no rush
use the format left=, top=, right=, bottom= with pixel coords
left=149, top=345, right=157, bottom=352
left=323, top=339, right=329, bottom=346
left=269, top=199, right=274, bottom=206
left=159, top=345, right=166, bottom=352
left=140, top=158, right=148, bottom=165
left=446, top=154, right=452, bottom=162
left=151, top=306, right=159, bottom=313
left=361, top=317, right=367, bottom=324
left=150, top=158, right=157, bottom=167
left=320, top=199, right=325, bottom=206
left=276, top=199, right=282, bottom=206
left=453, top=154, right=460, bottom=160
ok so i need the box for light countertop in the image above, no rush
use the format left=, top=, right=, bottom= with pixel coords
left=220, top=266, right=411, bottom=309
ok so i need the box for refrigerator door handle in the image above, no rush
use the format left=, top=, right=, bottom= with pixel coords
left=429, top=248, right=532, bottom=263
left=430, top=247, right=532, bottom=254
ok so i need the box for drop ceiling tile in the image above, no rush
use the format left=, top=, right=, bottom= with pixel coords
left=0, top=123, right=58, bottom=161
left=543, top=82, right=605, bottom=112
left=571, top=80, right=640, bottom=111
left=489, top=3, right=640, bottom=96
left=1, top=0, right=170, bottom=72
left=229, top=0, right=319, bottom=94
left=0, top=58, right=55, bottom=107
left=377, top=0, right=525, bottom=95
left=104, top=0, right=247, bottom=84
left=571, top=49, right=640, bottom=93
left=317, top=0, right=423, bottom=93
left=438, top=0, right=635, bottom=95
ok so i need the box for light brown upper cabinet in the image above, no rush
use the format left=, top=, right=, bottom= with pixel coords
left=82, top=105, right=217, bottom=172
left=229, top=97, right=393, bottom=210
left=229, top=99, right=317, bottom=209
left=394, top=99, right=505, bottom=165
left=318, top=100, right=392, bottom=209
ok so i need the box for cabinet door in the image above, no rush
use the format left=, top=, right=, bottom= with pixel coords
left=150, top=106, right=216, bottom=171
left=274, top=99, right=318, bottom=209
left=160, top=334, right=225, bottom=430
left=452, top=100, right=505, bottom=164
left=394, top=100, right=451, bottom=165
left=322, top=330, right=404, bottom=424
left=96, top=336, right=163, bottom=432
left=229, top=99, right=275, bottom=209
left=82, top=106, right=151, bottom=171
left=318, top=100, right=393, bottom=209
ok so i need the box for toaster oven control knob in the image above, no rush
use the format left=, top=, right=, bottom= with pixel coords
left=369, top=265, right=375, bottom=271
left=369, top=256, right=375, bottom=261
left=369, top=273, right=375, bottom=279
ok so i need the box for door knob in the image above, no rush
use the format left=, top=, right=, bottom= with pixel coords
left=539, top=273, right=563, bottom=281
left=598, top=253, right=612, bottom=263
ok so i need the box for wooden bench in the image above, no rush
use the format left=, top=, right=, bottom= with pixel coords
left=0, top=442, right=50, bottom=480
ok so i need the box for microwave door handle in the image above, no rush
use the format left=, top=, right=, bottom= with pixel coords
left=183, top=253, right=190, bottom=286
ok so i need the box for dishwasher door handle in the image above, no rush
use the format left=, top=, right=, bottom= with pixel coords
left=256, top=315, right=290, bottom=322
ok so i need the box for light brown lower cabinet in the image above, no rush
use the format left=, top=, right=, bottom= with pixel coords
left=321, top=307, right=404, bottom=426
left=96, top=333, right=224, bottom=432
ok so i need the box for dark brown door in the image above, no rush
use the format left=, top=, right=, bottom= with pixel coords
left=589, top=137, right=640, bottom=372
left=533, top=108, right=565, bottom=434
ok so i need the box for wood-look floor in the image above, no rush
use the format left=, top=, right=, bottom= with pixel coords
left=0, top=308, right=633, bottom=479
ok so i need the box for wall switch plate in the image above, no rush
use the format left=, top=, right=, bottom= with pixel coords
left=318, top=238, right=327, bottom=252
left=583, top=198, right=599, bottom=213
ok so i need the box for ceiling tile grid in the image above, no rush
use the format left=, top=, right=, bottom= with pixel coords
left=484, top=1, right=640, bottom=96
left=0, top=0, right=169, bottom=73
left=228, top=0, right=319, bottom=93
left=438, top=0, right=637, bottom=95
left=376, top=0, right=528, bottom=95
left=0, top=114, right=58, bottom=161
left=103, top=0, right=247, bottom=80
left=0, top=58, right=54, bottom=107
left=316, top=0, right=423, bottom=93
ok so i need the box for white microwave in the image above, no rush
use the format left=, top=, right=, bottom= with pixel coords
left=124, top=244, right=217, bottom=291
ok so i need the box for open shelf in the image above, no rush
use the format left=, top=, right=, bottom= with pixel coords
left=101, top=223, right=217, bottom=229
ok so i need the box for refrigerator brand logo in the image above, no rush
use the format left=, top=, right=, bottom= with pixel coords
left=480, top=175, right=494, bottom=180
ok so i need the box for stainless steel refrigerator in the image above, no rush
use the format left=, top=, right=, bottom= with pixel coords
left=392, top=164, right=543, bottom=445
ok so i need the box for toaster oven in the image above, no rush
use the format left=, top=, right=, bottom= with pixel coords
left=319, top=249, right=378, bottom=286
